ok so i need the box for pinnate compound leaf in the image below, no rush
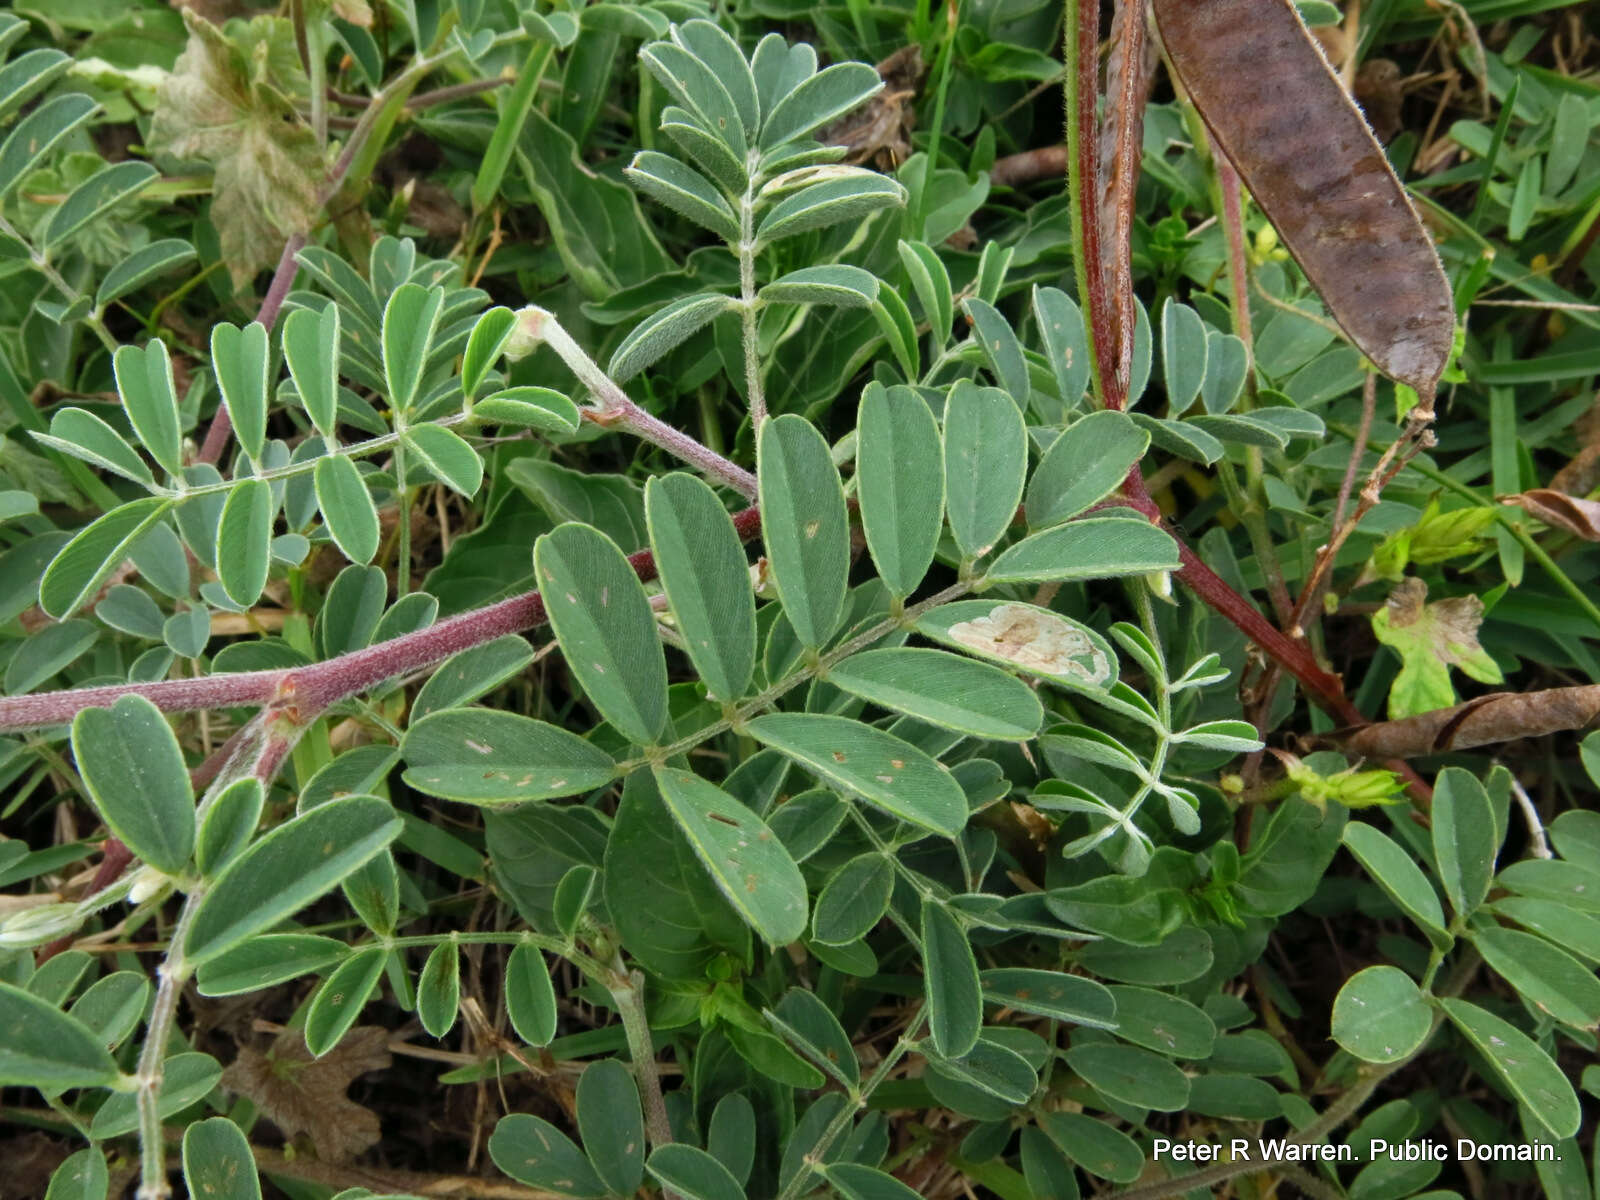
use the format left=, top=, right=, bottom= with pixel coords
left=535, top=523, right=669, bottom=746
left=222, top=1025, right=391, bottom=1164
left=1441, top=998, right=1580, bottom=1139
left=1025, top=411, right=1149, bottom=530
left=404, top=424, right=482, bottom=497
left=1331, top=965, right=1432, bottom=1063
left=41, top=498, right=173, bottom=620
left=856, top=383, right=942, bottom=598
left=183, top=1118, right=261, bottom=1200
left=401, top=709, right=615, bottom=804
left=758, top=415, right=848, bottom=649
left=576, top=1058, right=645, bottom=1197
left=1151, top=0, right=1452, bottom=396
left=215, top=476, right=275, bottom=607
left=282, top=303, right=341, bottom=437
left=490, top=1114, right=606, bottom=1197
left=647, top=1143, right=744, bottom=1200
left=211, top=322, right=270, bottom=463
left=609, top=292, right=732, bottom=383
left=185, top=795, right=403, bottom=963
left=113, top=339, right=183, bottom=477
left=315, top=454, right=380, bottom=564
left=1432, top=767, right=1497, bottom=917
left=923, top=897, right=982, bottom=1058
left=746, top=713, right=967, bottom=837
left=829, top=648, right=1042, bottom=740
left=943, top=381, right=1025, bottom=560
left=71, top=695, right=194, bottom=875
left=0, top=980, right=121, bottom=1088
left=646, top=473, right=756, bottom=702
left=984, top=518, right=1179, bottom=585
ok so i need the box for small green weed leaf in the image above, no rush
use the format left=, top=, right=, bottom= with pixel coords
left=210, top=322, right=270, bottom=464
left=923, top=896, right=982, bottom=1058
left=756, top=174, right=905, bottom=243
left=1033, top=286, right=1091, bottom=407
left=1342, top=822, right=1450, bottom=950
left=1432, top=767, right=1497, bottom=917
left=5, top=620, right=97, bottom=695
left=113, top=339, right=182, bottom=477
left=0, top=980, right=121, bottom=1088
left=1331, top=965, right=1432, bottom=1063
left=610, top=292, right=732, bottom=383
left=647, top=1143, right=744, bottom=1200
left=215, top=476, right=274, bottom=607
left=981, top=969, right=1118, bottom=1028
left=825, top=1163, right=922, bottom=1200
left=402, top=709, right=615, bottom=804
left=872, top=280, right=919, bottom=380
left=856, top=383, right=943, bottom=598
left=626, top=150, right=739, bottom=242
left=654, top=766, right=807, bottom=946
left=1491, top=898, right=1600, bottom=964
left=812, top=852, right=893, bottom=945
left=1046, top=875, right=1184, bottom=944
left=1064, top=1042, right=1190, bottom=1111
left=318, top=564, right=386, bottom=657
left=760, top=60, right=881, bottom=148
left=1025, top=411, right=1149, bottom=530
left=576, top=1058, right=645, bottom=1196
left=1134, top=412, right=1225, bottom=463
left=1104, top=987, right=1215, bottom=1058
left=767, top=987, right=859, bottom=1088
left=0, top=46, right=72, bottom=127
left=473, top=387, right=581, bottom=433
left=1201, top=330, right=1250, bottom=414
left=474, top=40, right=549, bottom=212
left=1019, top=1127, right=1076, bottom=1200
left=461, top=306, right=515, bottom=401
left=382, top=284, right=445, bottom=414
left=828, top=647, right=1042, bottom=740
left=640, top=40, right=746, bottom=158
left=71, top=695, right=193, bottom=875
left=943, top=381, right=1026, bottom=561
left=43, top=408, right=155, bottom=488
left=1548, top=809, right=1600, bottom=862
left=505, top=942, right=558, bottom=1046
left=899, top=241, right=954, bottom=348
left=1469, top=926, right=1600, bottom=1029
left=916, top=599, right=1117, bottom=693
left=195, top=777, right=263, bottom=879
left=314, top=454, right=380, bottom=564
left=417, top=942, right=461, bottom=1038
left=536, top=522, right=669, bottom=746
left=68, top=972, right=150, bottom=1055
left=404, top=424, right=482, bottom=497
left=46, top=1147, right=109, bottom=1200
left=491, top=1114, right=606, bottom=1197
left=964, top=298, right=1029, bottom=407
left=1441, top=998, right=1580, bottom=1139
left=758, top=415, right=848, bottom=649
left=984, top=518, right=1178, bottom=584
left=303, top=947, right=385, bottom=1057
left=1371, top=580, right=1503, bottom=719
left=646, top=473, right=756, bottom=702
left=183, top=1118, right=261, bottom=1200
left=282, top=303, right=342, bottom=437
left=727, top=1023, right=825, bottom=1089
left=91, top=1051, right=220, bottom=1138
left=97, top=239, right=197, bottom=311
left=746, top=713, right=967, bottom=837
left=412, top=637, right=537, bottom=720
left=0, top=93, right=97, bottom=200
left=193, top=934, right=349, bottom=997
left=706, top=1094, right=756, bottom=1186
left=1497, top=859, right=1600, bottom=913
left=185, top=795, right=402, bottom=963
left=761, top=265, right=879, bottom=308
left=1160, top=298, right=1209, bottom=412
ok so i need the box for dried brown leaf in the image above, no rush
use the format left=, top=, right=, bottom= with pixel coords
left=1503, top=489, right=1600, bottom=540
left=1334, top=684, right=1600, bottom=758
left=222, top=1025, right=392, bottom=1163
left=1151, top=0, right=1453, bottom=399
left=823, top=44, right=922, bottom=168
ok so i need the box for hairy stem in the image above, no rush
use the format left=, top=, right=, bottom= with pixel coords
left=1064, top=0, right=1118, bottom=410
left=738, top=171, right=766, bottom=431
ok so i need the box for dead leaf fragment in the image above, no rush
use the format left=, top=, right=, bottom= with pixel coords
left=1370, top=577, right=1503, bottom=719
left=222, top=1025, right=392, bottom=1163
left=823, top=44, right=922, bottom=168
left=1502, top=489, right=1600, bottom=541
left=1334, top=684, right=1600, bottom=758
left=949, top=603, right=1112, bottom=684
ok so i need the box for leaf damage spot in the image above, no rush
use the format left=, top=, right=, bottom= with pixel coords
left=948, top=603, right=1112, bottom=683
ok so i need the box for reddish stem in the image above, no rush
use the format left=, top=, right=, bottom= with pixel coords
left=1071, top=0, right=1122, bottom=411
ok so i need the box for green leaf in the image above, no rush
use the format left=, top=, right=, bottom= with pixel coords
left=943, top=381, right=1025, bottom=560
left=1441, top=997, right=1580, bottom=1139
left=185, top=795, right=403, bottom=963
left=1160, top=299, right=1209, bottom=412
left=758, top=415, right=848, bottom=649
left=755, top=174, right=906, bottom=243
left=41, top=498, right=173, bottom=620
left=215, top=476, right=274, bottom=607
left=193, top=934, right=349, bottom=997
left=303, top=947, right=385, bottom=1056
left=1064, top=1041, right=1190, bottom=1111
left=640, top=40, right=746, bottom=159
left=647, top=1143, right=744, bottom=1200
left=1033, top=285, right=1090, bottom=406
left=900, top=240, right=953, bottom=349
left=113, top=339, right=182, bottom=477
left=1342, top=822, right=1451, bottom=950
left=490, top=1114, right=606, bottom=1198
left=980, top=969, right=1118, bottom=1028
left=760, top=60, right=881, bottom=147
left=1371, top=580, right=1503, bottom=719
left=654, top=766, right=807, bottom=946
left=626, top=150, right=739, bottom=242
left=1105, top=986, right=1216, bottom=1058
left=42, top=407, right=156, bottom=488
left=856, top=383, right=942, bottom=598
left=474, top=40, right=550, bottom=212
left=417, top=942, right=460, bottom=1038
left=382, top=284, right=445, bottom=414
left=1469, top=925, right=1600, bottom=1029
left=404, top=424, right=482, bottom=497
left=812, top=852, right=893, bottom=946
left=67, top=972, right=150, bottom=1056
left=71, top=695, right=193, bottom=875
left=926, top=1035, right=1037, bottom=1105
left=576, top=1058, right=645, bottom=1196
left=1548, top=808, right=1600, bottom=863
left=766, top=987, right=860, bottom=1088
left=983, top=518, right=1179, bottom=584
left=923, top=897, right=982, bottom=1058
left=645, top=473, right=756, bottom=702
left=505, top=942, right=558, bottom=1046
left=461, top=307, right=516, bottom=402
left=183, top=1118, right=261, bottom=1200
left=46, top=1147, right=109, bottom=1200
left=747, top=713, right=967, bottom=837
left=535, top=522, right=669, bottom=746
left=314, top=454, right=379, bottom=565
left=0, top=980, right=121, bottom=1088
left=1025, top=412, right=1149, bottom=530
left=1041, top=1111, right=1143, bottom=1182
left=1497, top=859, right=1600, bottom=913
left=1432, top=767, right=1497, bottom=918
left=964, top=298, right=1030, bottom=407
left=706, top=1094, right=756, bottom=1186
left=282, top=303, right=341, bottom=437
left=0, top=93, right=97, bottom=200
left=610, top=292, right=733, bottom=383
left=412, top=636, right=537, bottom=720
left=195, top=777, right=263, bottom=879
left=210, top=322, right=270, bottom=464
left=760, top=265, right=880, bottom=308
left=401, top=709, right=615, bottom=804
left=5, top=619, right=97, bottom=695
left=91, top=1051, right=220, bottom=1137
left=828, top=647, right=1042, bottom=740
left=1331, top=965, right=1432, bottom=1063
left=1201, top=330, right=1249, bottom=414
left=1172, top=719, right=1263, bottom=753
left=0, top=48, right=71, bottom=128
left=826, top=1163, right=922, bottom=1200
left=96, top=239, right=197, bottom=312
left=1491, top=898, right=1600, bottom=965
left=472, top=386, right=581, bottom=433
left=872, top=283, right=919, bottom=379
left=42, top=160, right=158, bottom=251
